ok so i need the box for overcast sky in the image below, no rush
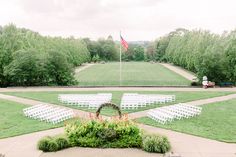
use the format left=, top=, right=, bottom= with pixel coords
left=0, top=0, right=236, bottom=41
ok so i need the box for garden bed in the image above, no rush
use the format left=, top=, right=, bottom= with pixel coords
left=38, top=118, right=171, bottom=154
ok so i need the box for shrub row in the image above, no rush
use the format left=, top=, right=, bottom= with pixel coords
left=38, top=119, right=171, bottom=153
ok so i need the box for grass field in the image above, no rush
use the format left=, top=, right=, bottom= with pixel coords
left=5, top=91, right=234, bottom=116
left=137, top=99, right=236, bottom=143
left=76, top=62, right=191, bottom=86
left=0, top=99, right=61, bottom=139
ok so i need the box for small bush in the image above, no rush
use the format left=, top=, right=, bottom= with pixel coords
left=142, top=134, right=171, bottom=153
left=54, top=136, right=70, bottom=150
left=37, top=136, right=58, bottom=152
left=38, top=135, right=70, bottom=152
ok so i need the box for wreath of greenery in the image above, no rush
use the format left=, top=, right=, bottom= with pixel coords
left=96, top=103, right=122, bottom=119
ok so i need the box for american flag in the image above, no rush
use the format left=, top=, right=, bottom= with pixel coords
left=120, top=35, right=128, bottom=51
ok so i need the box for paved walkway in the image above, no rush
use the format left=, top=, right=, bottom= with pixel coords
left=75, top=63, right=94, bottom=74
left=1, top=87, right=236, bottom=92
left=160, top=63, right=196, bottom=81
left=1, top=124, right=236, bottom=157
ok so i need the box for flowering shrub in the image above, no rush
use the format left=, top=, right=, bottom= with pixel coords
left=65, top=119, right=142, bottom=148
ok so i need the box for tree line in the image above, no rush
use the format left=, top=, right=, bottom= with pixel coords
left=2, top=24, right=235, bottom=86
left=146, top=28, right=236, bottom=84
left=0, top=24, right=90, bottom=86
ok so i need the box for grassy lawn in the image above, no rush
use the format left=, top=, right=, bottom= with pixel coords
left=137, top=99, right=236, bottom=143
left=0, top=99, right=62, bottom=139
left=4, top=91, right=234, bottom=116
left=76, top=62, right=191, bottom=86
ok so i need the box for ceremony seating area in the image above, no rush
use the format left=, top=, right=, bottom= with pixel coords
left=58, top=93, right=112, bottom=109
left=23, top=104, right=74, bottom=124
left=148, top=103, right=202, bottom=124
left=120, top=93, right=175, bottom=109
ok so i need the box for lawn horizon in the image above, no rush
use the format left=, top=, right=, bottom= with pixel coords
left=75, top=62, right=191, bottom=86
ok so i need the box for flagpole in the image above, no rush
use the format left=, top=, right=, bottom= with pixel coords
left=119, top=31, right=122, bottom=86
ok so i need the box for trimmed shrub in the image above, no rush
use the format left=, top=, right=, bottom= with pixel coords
left=54, top=136, right=70, bottom=150
left=38, top=135, right=70, bottom=152
left=37, top=136, right=58, bottom=152
left=142, top=134, right=171, bottom=153
left=65, top=119, right=142, bottom=148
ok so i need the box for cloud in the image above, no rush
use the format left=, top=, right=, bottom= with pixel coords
left=0, top=0, right=236, bottom=40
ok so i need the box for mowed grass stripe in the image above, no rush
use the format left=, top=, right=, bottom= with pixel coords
left=76, top=62, right=191, bottom=86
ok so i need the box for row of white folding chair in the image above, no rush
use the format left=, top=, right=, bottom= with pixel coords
left=156, top=108, right=183, bottom=120
left=33, top=108, right=68, bottom=120
left=24, top=105, right=53, bottom=116
left=120, top=96, right=175, bottom=109
left=169, top=104, right=201, bottom=116
left=177, top=104, right=202, bottom=113
left=148, top=104, right=202, bottom=124
left=60, top=97, right=111, bottom=103
left=59, top=94, right=112, bottom=105
left=151, top=109, right=175, bottom=121
left=148, top=111, right=169, bottom=124
left=24, top=105, right=74, bottom=124
left=25, top=106, right=58, bottom=118
left=58, top=93, right=112, bottom=100
left=123, top=94, right=175, bottom=100
left=158, top=104, right=201, bottom=119
left=23, top=104, right=47, bottom=114
left=23, top=104, right=44, bottom=112
left=44, top=110, right=74, bottom=124
left=121, top=95, right=175, bottom=103
left=65, top=99, right=109, bottom=105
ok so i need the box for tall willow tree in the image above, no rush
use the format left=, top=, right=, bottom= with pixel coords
left=0, top=24, right=90, bottom=86
left=154, top=28, right=236, bottom=84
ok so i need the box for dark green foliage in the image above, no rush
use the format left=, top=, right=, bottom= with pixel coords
left=37, top=136, right=58, bottom=152
left=142, top=134, right=171, bottom=153
left=37, top=135, right=69, bottom=152
left=46, top=50, right=77, bottom=85
left=54, top=136, right=70, bottom=150
left=153, top=28, right=236, bottom=84
left=122, top=44, right=145, bottom=61
left=65, top=119, right=142, bottom=148
left=91, top=54, right=101, bottom=62
left=97, top=128, right=117, bottom=141
left=0, top=24, right=90, bottom=87
left=83, top=37, right=118, bottom=61
left=4, top=49, right=48, bottom=86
